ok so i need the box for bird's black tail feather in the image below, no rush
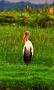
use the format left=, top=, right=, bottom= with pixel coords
left=24, top=47, right=32, bottom=65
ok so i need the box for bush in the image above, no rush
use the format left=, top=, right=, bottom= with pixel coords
left=0, top=16, right=16, bottom=23
left=38, top=15, right=54, bottom=27
left=0, top=9, right=54, bottom=27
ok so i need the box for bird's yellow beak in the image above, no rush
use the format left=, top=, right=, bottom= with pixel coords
left=22, top=34, right=27, bottom=45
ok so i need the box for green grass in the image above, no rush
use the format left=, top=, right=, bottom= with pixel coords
left=0, top=64, right=54, bottom=90
left=0, top=24, right=54, bottom=89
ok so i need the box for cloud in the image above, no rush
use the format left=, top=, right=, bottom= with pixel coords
left=30, top=0, right=53, bottom=4
left=1, top=0, right=53, bottom=4
left=5, top=0, right=20, bottom=2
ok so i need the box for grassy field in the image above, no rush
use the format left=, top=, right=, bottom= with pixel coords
left=0, top=24, right=54, bottom=90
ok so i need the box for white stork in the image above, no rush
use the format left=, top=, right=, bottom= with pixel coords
left=22, top=31, right=33, bottom=65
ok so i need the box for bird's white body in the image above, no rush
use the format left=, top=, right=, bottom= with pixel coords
left=23, top=40, right=33, bottom=56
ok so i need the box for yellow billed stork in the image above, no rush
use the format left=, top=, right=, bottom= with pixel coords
left=22, top=31, right=33, bottom=65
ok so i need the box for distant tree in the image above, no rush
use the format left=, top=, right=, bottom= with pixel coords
left=53, top=0, right=54, bottom=5
left=45, top=0, right=48, bottom=8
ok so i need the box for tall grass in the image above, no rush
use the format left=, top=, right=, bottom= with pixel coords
left=0, top=25, right=54, bottom=66
left=0, top=24, right=54, bottom=89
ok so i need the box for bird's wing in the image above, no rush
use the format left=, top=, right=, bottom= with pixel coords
left=31, top=45, right=33, bottom=56
left=23, top=45, right=25, bottom=55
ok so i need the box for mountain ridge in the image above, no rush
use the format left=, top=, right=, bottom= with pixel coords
left=0, top=1, right=53, bottom=9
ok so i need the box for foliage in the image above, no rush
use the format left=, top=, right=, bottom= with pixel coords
left=0, top=8, right=54, bottom=27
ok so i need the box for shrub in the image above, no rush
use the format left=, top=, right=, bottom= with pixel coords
left=37, top=15, right=54, bottom=28
left=0, top=9, right=54, bottom=27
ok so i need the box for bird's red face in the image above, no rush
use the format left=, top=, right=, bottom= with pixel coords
left=25, top=31, right=29, bottom=36
left=22, top=31, right=30, bottom=45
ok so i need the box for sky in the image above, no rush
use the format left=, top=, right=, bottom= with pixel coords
left=0, top=0, right=54, bottom=4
